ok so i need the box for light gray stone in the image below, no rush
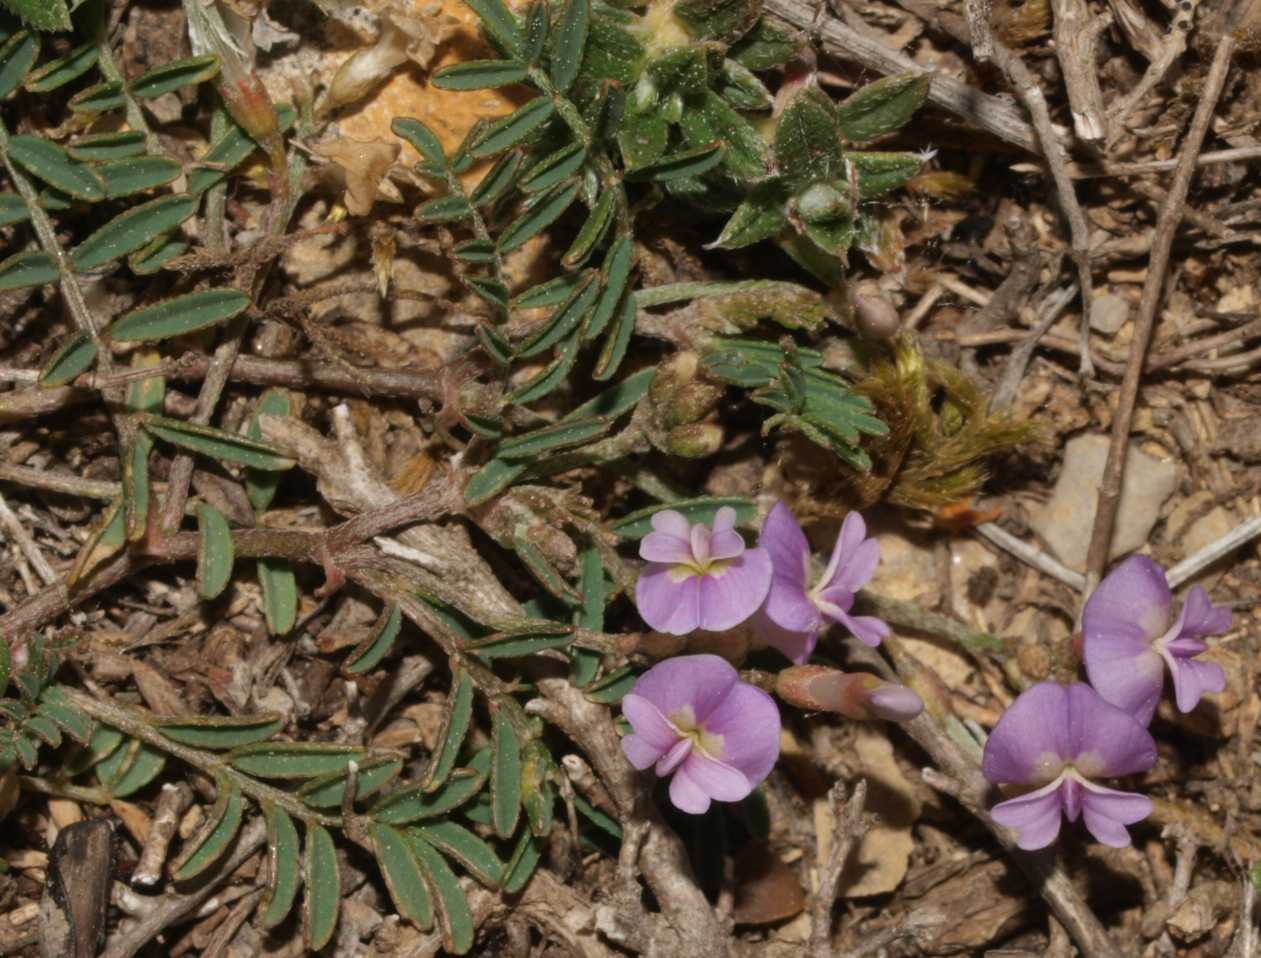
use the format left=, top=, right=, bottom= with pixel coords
left=1031, top=434, right=1180, bottom=570
left=1090, top=292, right=1130, bottom=335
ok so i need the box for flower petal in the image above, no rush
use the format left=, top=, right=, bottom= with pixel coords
left=712, top=506, right=737, bottom=534
left=640, top=530, right=695, bottom=564
left=620, top=694, right=679, bottom=769
left=1162, top=652, right=1226, bottom=714
left=696, top=547, right=773, bottom=632
left=1079, top=782, right=1152, bottom=848
left=819, top=512, right=876, bottom=593
left=989, top=780, right=1064, bottom=851
left=709, top=526, right=746, bottom=562
left=668, top=765, right=712, bottom=814
left=1082, top=635, right=1165, bottom=727
left=655, top=737, right=693, bottom=776
left=681, top=751, right=751, bottom=803
left=865, top=684, right=923, bottom=722
left=636, top=565, right=701, bottom=635
left=982, top=682, right=1073, bottom=785
left=628, top=654, right=739, bottom=726
left=701, top=682, right=781, bottom=786
left=691, top=522, right=711, bottom=565
left=760, top=502, right=810, bottom=592
left=750, top=610, right=819, bottom=665
left=1082, top=555, right=1171, bottom=644
left=825, top=605, right=889, bottom=648
left=1176, top=586, right=1232, bottom=639
left=650, top=509, right=692, bottom=540
left=1064, top=683, right=1157, bottom=778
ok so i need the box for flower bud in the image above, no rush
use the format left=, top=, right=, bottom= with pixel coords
left=775, top=666, right=922, bottom=722
left=796, top=183, right=848, bottom=223
left=665, top=422, right=724, bottom=458
left=852, top=294, right=901, bottom=340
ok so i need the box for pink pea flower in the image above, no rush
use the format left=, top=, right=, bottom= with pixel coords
left=635, top=507, right=772, bottom=635
left=1083, top=555, right=1231, bottom=726
left=620, top=655, right=781, bottom=814
left=754, top=502, right=889, bottom=663
left=982, top=682, right=1156, bottom=850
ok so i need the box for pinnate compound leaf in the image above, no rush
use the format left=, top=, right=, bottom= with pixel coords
left=0, top=250, right=56, bottom=290
left=128, top=54, right=219, bottom=100
left=0, top=30, right=39, bottom=99
left=260, top=804, right=301, bottom=928
left=470, top=97, right=554, bottom=159
left=172, top=775, right=244, bottom=880
left=343, top=605, right=403, bottom=675
left=835, top=71, right=930, bottom=142
left=491, top=708, right=521, bottom=839
left=6, top=135, right=103, bottom=200
left=548, top=0, right=588, bottom=93
left=71, top=193, right=198, bottom=271
left=141, top=414, right=294, bottom=471
left=424, top=669, right=474, bottom=790
left=372, top=823, right=434, bottom=929
left=111, top=288, right=249, bottom=342
left=39, top=330, right=96, bottom=386
left=156, top=712, right=282, bottom=750
left=194, top=502, right=234, bottom=600
left=228, top=742, right=367, bottom=780
left=408, top=834, right=475, bottom=954
left=258, top=557, right=297, bottom=635
left=433, top=59, right=527, bottom=90
left=303, top=824, right=340, bottom=951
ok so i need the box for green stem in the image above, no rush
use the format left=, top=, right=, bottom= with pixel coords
left=859, top=591, right=1006, bottom=655
left=19, top=775, right=113, bottom=805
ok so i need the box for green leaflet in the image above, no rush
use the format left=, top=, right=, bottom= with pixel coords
left=187, top=104, right=296, bottom=196
left=0, top=191, right=27, bottom=226
left=0, top=249, right=57, bottom=290
left=585, top=233, right=633, bottom=340
left=260, top=804, right=301, bottom=928
left=845, top=151, right=925, bottom=200
left=172, top=775, right=244, bottom=880
left=71, top=193, right=198, bottom=270
left=34, top=687, right=92, bottom=744
left=68, top=79, right=125, bottom=113
left=140, top=414, right=295, bottom=471
left=574, top=793, right=622, bottom=840
left=518, top=267, right=598, bottom=356
left=716, top=58, right=772, bottom=111
left=96, top=156, right=183, bottom=198
left=470, top=96, right=554, bottom=159
left=510, top=271, right=584, bottom=309
left=583, top=665, right=636, bottom=704
left=128, top=54, right=219, bottom=100
left=673, top=0, right=759, bottom=42
left=101, top=740, right=166, bottom=798
left=373, top=751, right=491, bottom=824
left=611, top=496, right=756, bottom=538
left=6, top=135, right=104, bottom=200
left=522, top=0, right=548, bottom=63
left=625, top=141, right=725, bottom=182
left=195, top=503, right=234, bottom=600
left=592, top=292, right=634, bottom=381
left=520, top=740, right=555, bottom=836
left=433, top=59, right=527, bottom=90
left=835, top=71, right=930, bottom=143
left=342, top=605, right=403, bottom=675
left=38, top=331, right=96, bottom=387
left=423, top=668, right=474, bottom=791
left=462, top=457, right=528, bottom=507
left=497, top=179, right=578, bottom=253
left=774, top=86, right=843, bottom=188
left=729, top=18, right=801, bottom=71
left=408, top=834, right=475, bottom=955
left=468, top=150, right=521, bottom=207
left=519, top=141, right=586, bottom=194
left=502, top=830, right=543, bottom=894
left=156, top=712, right=282, bottom=750
left=646, top=46, right=709, bottom=97
left=110, top=288, right=249, bottom=342
left=0, top=30, right=39, bottom=99
left=64, top=725, right=123, bottom=776
left=391, top=117, right=447, bottom=173
left=372, top=823, right=434, bottom=930
left=570, top=543, right=604, bottom=686
left=465, top=0, right=524, bottom=59
left=0, top=0, right=69, bottom=37
left=303, top=824, right=340, bottom=951
left=562, top=184, right=617, bottom=268
left=67, top=130, right=147, bottom=161
left=23, top=40, right=94, bottom=92
left=228, top=742, right=367, bottom=779
left=416, top=194, right=472, bottom=224
left=616, top=111, right=668, bottom=168
left=414, top=821, right=503, bottom=888
left=512, top=533, right=579, bottom=605
left=490, top=708, right=521, bottom=839
left=548, top=0, right=588, bottom=93
left=498, top=416, right=610, bottom=459
left=245, top=388, right=291, bottom=512
left=298, top=755, right=403, bottom=809
left=509, top=328, right=580, bottom=404
left=122, top=431, right=152, bottom=540
left=467, top=627, right=574, bottom=659
left=678, top=91, right=767, bottom=180
left=258, top=557, right=297, bottom=635
left=711, top=180, right=788, bottom=249
left=128, top=232, right=186, bottom=274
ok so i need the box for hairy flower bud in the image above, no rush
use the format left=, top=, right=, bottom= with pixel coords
left=795, top=183, right=848, bottom=223
left=775, top=666, right=922, bottom=722
left=665, top=423, right=724, bottom=458
left=852, top=294, right=901, bottom=340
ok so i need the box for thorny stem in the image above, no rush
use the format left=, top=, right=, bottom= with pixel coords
left=1083, top=30, right=1237, bottom=594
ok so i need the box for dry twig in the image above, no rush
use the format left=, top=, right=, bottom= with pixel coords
left=809, top=780, right=869, bottom=957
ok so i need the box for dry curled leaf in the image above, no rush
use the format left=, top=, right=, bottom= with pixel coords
left=314, top=136, right=401, bottom=216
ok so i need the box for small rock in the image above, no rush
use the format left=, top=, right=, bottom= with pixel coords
left=1185, top=506, right=1235, bottom=556
left=1031, top=434, right=1179, bottom=570
left=1090, top=292, right=1130, bottom=335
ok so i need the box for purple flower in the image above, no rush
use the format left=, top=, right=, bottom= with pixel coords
left=621, top=654, right=781, bottom=814
left=754, top=502, right=889, bottom=663
left=982, top=682, right=1156, bottom=850
left=1083, top=555, right=1231, bottom=726
left=635, top=508, right=772, bottom=635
